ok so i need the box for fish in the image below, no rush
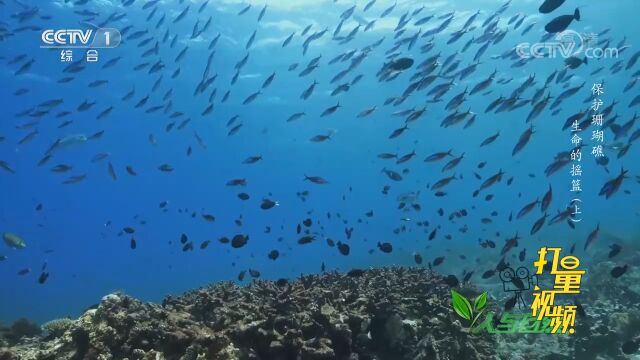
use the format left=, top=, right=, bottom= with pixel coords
left=17, top=268, right=31, bottom=276
left=517, top=198, right=539, bottom=219
left=482, top=269, right=496, bottom=279
left=297, top=235, right=315, bottom=245
left=377, top=242, right=393, bottom=253
left=444, top=275, right=459, bottom=287
left=38, top=272, right=49, bottom=284
left=433, top=256, right=445, bottom=266
left=599, top=168, right=628, bottom=199
left=541, top=185, right=553, bottom=212
left=504, top=295, right=517, bottom=311
left=512, top=126, right=534, bottom=156
left=584, top=223, right=600, bottom=251
left=424, top=150, right=452, bottom=162
left=260, top=199, right=278, bottom=210
left=321, top=103, right=341, bottom=117
left=539, top=0, right=566, bottom=13
left=530, top=213, right=548, bottom=235
left=608, top=244, right=622, bottom=258
left=337, top=241, right=350, bottom=255
left=382, top=168, right=402, bottom=181
left=0, top=161, right=15, bottom=174
left=544, top=8, right=580, bottom=33
left=3, top=233, right=26, bottom=249
left=231, top=234, right=249, bottom=248
left=500, top=233, right=520, bottom=256
left=304, top=175, right=328, bottom=184
left=480, top=132, right=500, bottom=147
left=389, top=125, right=409, bottom=139
left=611, top=264, right=628, bottom=278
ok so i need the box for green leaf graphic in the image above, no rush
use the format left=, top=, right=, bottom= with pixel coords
left=451, top=289, right=473, bottom=321
left=474, top=292, right=487, bottom=312
left=470, top=309, right=485, bottom=329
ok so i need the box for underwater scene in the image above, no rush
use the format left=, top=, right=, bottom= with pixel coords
left=1, top=0, right=640, bottom=358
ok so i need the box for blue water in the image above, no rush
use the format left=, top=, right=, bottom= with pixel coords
left=0, top=0, right=639, bottom=325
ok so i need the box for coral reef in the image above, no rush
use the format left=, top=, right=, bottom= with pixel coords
left=3, top=260, right=639, bottom=359
left=41, top=318, right=75, bottom=339
left=0, top=267, right=496, bottom=360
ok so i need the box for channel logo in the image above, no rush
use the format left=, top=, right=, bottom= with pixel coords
left=41, top=28, right=121, bottom=48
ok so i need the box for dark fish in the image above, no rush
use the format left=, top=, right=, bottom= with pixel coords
left=260, top=199, right=278, bottom=210
left=511, top=275, right=526, bottom=290
left=337, top=241, right=350, bottom=255
left=544, top=8, right=580, bottom=33
left=519, top=248, right=527, bottom=262
left=512, top=126, right=534, bottom=156
left=599, top=167, right=628, bottom=199
left=539, top=0, right=566, bottom=13
left=504, top=295, right=517, bottom=311
left=445, top=274, right=459, bottom=287
left=268, top=250, right=279, bottom=260
left=611, top=264, right=628, bottom=278
left=517, top=198, right=539, bottom=219
left=231, top=234, right=249, bottom=248
left=480, top=132, right=500, bottom=147
left=433, top=256, right=445, bottom=266
left=321, top=103, right=341, bottom=117
left=17, top=268, right=30, bottom=276
left=238, top=193, right=250, bottom=200
left=530, top=213, right=548, bottom=235
left=500, top=233, right=520, bottom=256
left=387, top=57, right=414, bottom=72
left=584, top=223, right=600, bottom=251
left=381, top=168, right=402, bottom=181
left=130, top=238, right=137, bottom=249
left=38, top=272, right=49, bottom=284
left=238, top=270, right=246, bottom=281
left=304, top=175, right=328, bottom=184
left=608, top=244, right=622, bottom=258
left=541, top=185, right=553, bottom=212
left=377, top=242, right=393, bottom=253
left=414, top=253, right=423, bottom=264
left=389, top=125, right=409, bottom=139
left=453, top=270, right=470, bottom=284
left=200, top=240, right=211, bottom=250
left=482, top=269, right=496, bottom=279
left=424, top=149, right=452, bottom=162
left=297, top=235, right=315, bottom=244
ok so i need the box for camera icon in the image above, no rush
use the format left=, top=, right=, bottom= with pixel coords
left=500, top=267, right=538, bottom=293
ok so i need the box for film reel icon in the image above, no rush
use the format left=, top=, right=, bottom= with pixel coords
left=499, top=267, right=530, bottom=283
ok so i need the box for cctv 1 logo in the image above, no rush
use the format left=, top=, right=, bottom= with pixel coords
left=41, top=28, right=121, bottom=48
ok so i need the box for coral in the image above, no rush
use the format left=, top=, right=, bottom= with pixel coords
left=9, top=258, right=639, bottom=359
left=41, top=318, right=75, bottom=338
left=3, top=268, right=496, bottom=359
left=3, top=318, right=41, bottom=344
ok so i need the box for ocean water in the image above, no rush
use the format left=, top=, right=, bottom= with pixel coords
left=0, top=0, right=639, bottom=344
